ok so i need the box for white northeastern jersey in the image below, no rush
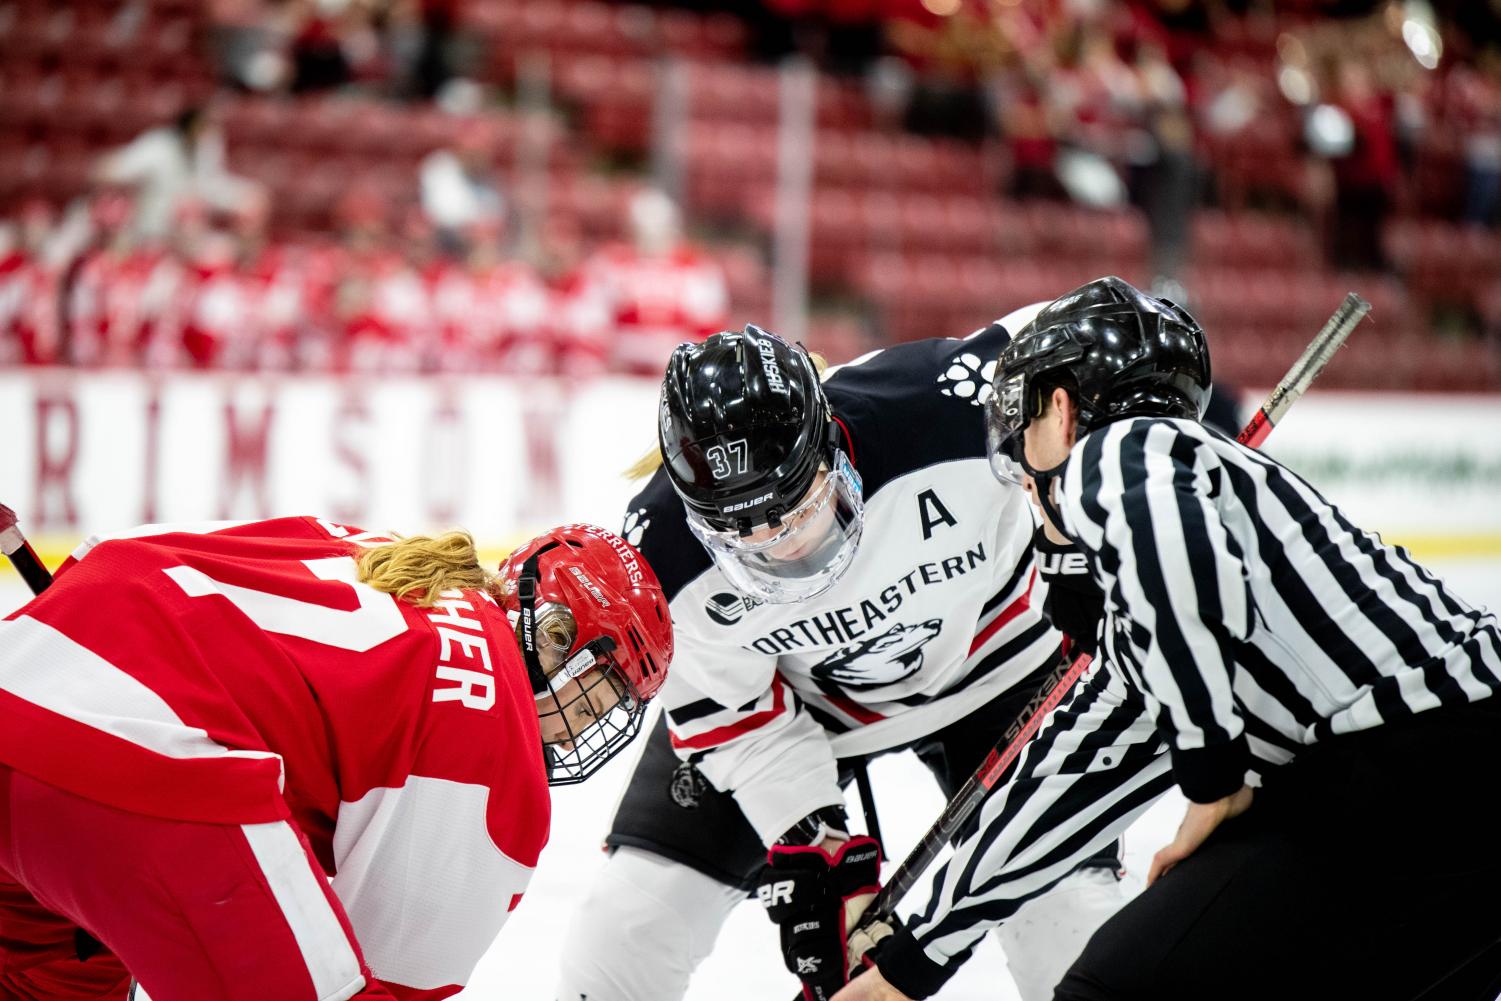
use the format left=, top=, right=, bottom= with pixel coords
left=624, top=304, right=1062, bottom=843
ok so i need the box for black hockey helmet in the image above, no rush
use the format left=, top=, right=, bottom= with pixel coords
left=659, top=324, right=834, bottom=535
left=985, top=275, right=1211, bottom=482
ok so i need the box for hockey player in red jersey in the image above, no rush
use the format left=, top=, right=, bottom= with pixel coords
left=0, top=516, right=672, bottom=1001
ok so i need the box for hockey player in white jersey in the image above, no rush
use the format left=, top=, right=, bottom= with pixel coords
left=555, top=319, right=1132, bottom=1001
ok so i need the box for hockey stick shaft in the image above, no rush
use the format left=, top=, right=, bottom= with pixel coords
left=0, top=504, right=55, bottom=596
left=851, top=758, right=884, bottom=846
left=861, top=291, right=1370, bottom=928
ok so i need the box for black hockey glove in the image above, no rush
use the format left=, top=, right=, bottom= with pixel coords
left=1035, top=526, right=1104, bottom=655
left=758, top=835, right=883, bottom=1001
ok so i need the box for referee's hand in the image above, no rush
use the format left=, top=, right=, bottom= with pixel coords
left=1148, top=785, right=1254, bottom=885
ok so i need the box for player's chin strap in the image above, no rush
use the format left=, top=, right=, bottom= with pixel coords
left=1018, top=448, right=1074, bottom=542
left=516, top=549, right=554, bottom=697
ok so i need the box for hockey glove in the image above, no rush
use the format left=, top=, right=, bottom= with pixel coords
left=845, top=909, right=900, bottom=969
left=1035, top=526, right=1104, bottom=655
left=758, top=835, right=883, bottom=1001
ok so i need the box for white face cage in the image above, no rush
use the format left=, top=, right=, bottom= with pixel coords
left=685, top=450, right=865, bottom=604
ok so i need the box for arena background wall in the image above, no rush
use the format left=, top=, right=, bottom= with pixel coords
left=3, top=372, right=1498, bottom=575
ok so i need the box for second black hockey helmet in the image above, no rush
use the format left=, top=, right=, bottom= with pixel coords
left=985, top=276, right=1212, bottom=482
left=659, top=324, right=834, bottom=533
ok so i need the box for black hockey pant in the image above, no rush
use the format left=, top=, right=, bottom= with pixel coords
left=1056, top=697, right=1501, bottom=1001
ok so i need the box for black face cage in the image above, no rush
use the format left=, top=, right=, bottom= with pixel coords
left=517, top=547, right=650, bottom=787
left=537, top=654, right=648, bottom=786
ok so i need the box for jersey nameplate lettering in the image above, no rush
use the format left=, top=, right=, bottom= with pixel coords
left=428, top=589, right=496, bottom=711
left=742, top=541, right=987, bottom=656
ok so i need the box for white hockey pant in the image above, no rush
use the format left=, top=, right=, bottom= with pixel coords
left=555, top=847, right=744, bottom=1001
left=555, top=846, right=1128, bottom=1001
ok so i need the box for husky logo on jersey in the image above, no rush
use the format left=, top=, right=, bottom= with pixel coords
left=705, top=591, right=762, bottom=626
left=811, top=619, right=944, bottom=688
left=622, top=508, right=650, bottom=547
left=936, top=352, right=997, bottom=406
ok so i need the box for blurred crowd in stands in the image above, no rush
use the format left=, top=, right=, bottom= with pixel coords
left=2, top=0, right=1500, bottom=384
left=0, top=153, right=729, bottom=373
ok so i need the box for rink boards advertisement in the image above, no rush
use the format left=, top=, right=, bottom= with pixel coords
left=1, top=370, right=1499, bottom=567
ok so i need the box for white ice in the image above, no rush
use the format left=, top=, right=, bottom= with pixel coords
left=3, top=558, right=1499, bottom=1001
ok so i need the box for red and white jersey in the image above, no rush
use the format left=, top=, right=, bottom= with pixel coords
left=176, top=260, right=263, bottom=369
left=0, top=517, right=550, bottom=998
left=577, top=244, right=729, bottom=376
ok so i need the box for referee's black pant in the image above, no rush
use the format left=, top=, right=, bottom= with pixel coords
left=1056, top=697, right=1501, bottom=1001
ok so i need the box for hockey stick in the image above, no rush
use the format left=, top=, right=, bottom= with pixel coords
left=850, top=759, right=884, bottom=846
left=852, top=291, right=1372, bottom=938
left=0, top=504, right=55, bottom=596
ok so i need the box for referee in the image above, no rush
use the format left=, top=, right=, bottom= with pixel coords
left=835, top=277, right=1501, bottom=1001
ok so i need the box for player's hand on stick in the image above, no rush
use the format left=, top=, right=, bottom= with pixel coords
left=1148, top=784, right=1254, bottom=885
left=759, top=834, right=883, bottom=1001
left=845, top=910, right=899, bottom=971
left=830, top=964, right=912, bottom=1001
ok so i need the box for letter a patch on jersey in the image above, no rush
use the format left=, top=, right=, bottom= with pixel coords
left=917, top=489, right=957, bottom=540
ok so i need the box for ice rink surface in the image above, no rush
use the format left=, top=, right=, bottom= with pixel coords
left=3, top=559, right=1498, bottom=1001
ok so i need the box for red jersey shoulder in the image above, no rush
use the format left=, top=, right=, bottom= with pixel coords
left=409, top=587, right=551, bottom=864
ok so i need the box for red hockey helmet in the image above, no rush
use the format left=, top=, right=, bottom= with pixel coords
left=498, top=524, right=673, bottom=785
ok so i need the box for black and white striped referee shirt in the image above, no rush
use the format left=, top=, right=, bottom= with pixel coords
left=877, top=416, right=1501, bottom=997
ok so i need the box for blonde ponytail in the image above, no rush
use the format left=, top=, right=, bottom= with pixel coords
left=356, top=530, right=492, bottom=607
left=623, top=350, right=831, bottom=481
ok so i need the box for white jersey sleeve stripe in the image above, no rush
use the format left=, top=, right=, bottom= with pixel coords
left=0, top=615, right=278, bottom=768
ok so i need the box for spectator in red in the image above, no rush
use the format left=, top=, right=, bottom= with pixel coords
left=574, top=188, right=729, bottom=377
left=0, top=201, right=65, bottom=366
left=66, top=192, right=177, bottom=368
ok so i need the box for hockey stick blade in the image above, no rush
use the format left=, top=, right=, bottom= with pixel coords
left=852, top=290, right=1370, bottom=942
left=0, top=504, right=54, bottom=596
